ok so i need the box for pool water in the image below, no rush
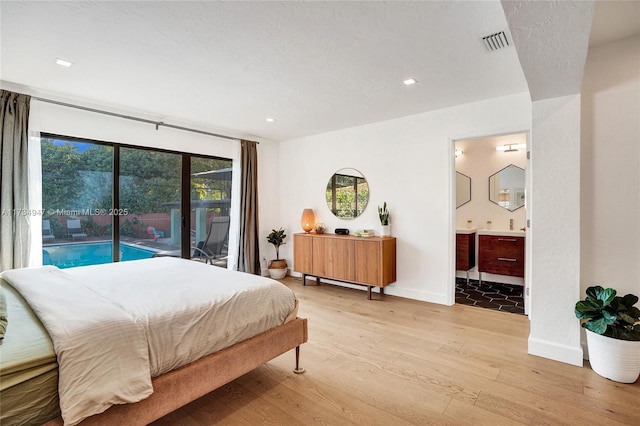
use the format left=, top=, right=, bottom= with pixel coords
left=43, top=241, right=156, bottom=269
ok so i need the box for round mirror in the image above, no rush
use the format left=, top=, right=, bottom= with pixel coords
left=456, top=172, right=471, bottom=208
left=326, top=168, right=369, bottom=219
left=489, top=164, right=525, bottom=212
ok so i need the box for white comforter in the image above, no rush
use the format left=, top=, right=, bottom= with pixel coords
left=1, top=257, right=297, bottom=426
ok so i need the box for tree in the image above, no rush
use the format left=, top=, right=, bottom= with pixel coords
left=41, top=139, right=234, bottom=217
left=41, top=138, right=83, bottom=211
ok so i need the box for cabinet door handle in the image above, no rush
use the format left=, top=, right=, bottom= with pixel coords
left=498, top=257, right=517, bottom=262
left=497, top=238, right=518, bottom=242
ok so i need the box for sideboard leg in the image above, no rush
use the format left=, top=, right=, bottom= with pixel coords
left=380, top=287, right=384, bottom=296
left=302, top=274, right=307, bottom=286
left=367, top=286, right=372, bottom=300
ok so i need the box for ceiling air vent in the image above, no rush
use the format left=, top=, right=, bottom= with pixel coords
left=482, top=31, right=509, bottom=51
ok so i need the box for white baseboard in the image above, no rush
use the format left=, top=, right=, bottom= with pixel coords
left=528, top=336, right=584, bottom=366
left=289, top=272, right=450, bottom=305
left=385, top=286, right=450, bottom=305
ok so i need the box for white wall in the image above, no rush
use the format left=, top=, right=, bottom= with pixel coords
left=528, top=94, right=583, bottom=366
left=255, top=140, right=282, bottom=263
left=30, top=100, right=239, bottom=159
left=278, top=92, right=531, bottom=305
left=581, top=36, right=640, bottom=298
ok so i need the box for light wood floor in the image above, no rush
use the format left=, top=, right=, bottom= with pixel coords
left=152, top=277, right=640, bottom=425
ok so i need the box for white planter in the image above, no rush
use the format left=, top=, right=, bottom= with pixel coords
left=380, top=225, right=391, bottom=236
left=586, top=329, right=640, bottom=383
left=268, top=268, right=287, bottom=279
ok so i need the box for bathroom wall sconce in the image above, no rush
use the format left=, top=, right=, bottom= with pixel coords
left=301, top=208, right=316, bottom=233
left=496, top=143, right=526, bottom=152
left=455, top=149, right=463, bottom=157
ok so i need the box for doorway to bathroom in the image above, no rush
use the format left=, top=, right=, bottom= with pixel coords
left=453, top=132, right=528, bottom=315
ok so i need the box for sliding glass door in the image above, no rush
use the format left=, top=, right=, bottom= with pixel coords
left=119, top=147, right=182, bottom=260
left=41, top=137, right=113, bottom=268
left=41, top=134, right=232, bottom=268
left=190, top=156, right=232, bottom=267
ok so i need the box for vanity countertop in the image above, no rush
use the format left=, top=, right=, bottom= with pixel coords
left=477, top=229, right=525, bottom=237
left=456, top=228, right=477, bottom=234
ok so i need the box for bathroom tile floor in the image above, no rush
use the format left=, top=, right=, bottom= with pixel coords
left=455, top=278, right=525, bottom=315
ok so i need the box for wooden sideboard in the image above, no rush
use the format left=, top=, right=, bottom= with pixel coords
left=293, top=233, right=396, bottom=300
left=478, top=235, right=525, bottom=279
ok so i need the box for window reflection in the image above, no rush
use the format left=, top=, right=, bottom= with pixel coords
left=326, top=168, right=369, bottom=219
left=488, top=164, right=525, bottom=212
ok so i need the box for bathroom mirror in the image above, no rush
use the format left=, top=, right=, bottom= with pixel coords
left=489, top=164, right=525, bottom=212
left=326, top=168, right=369, bottom=219
left=456, top=172, right=471, bottom=208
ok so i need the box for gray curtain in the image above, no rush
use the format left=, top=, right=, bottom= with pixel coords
left=236, top=140, right=260, bottom=274
left=0, top=90, right=31, bottom=271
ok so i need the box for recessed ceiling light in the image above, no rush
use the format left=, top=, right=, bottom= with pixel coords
left=403, top=78, right=418, bottom=86
left=265, top=118, right=276, bottom=122
left=55, top=58, right=73, bottom=67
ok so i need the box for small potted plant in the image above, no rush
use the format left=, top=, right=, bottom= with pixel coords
left=266, top=227, right=288, bottom=279
left=378, top=201, right=390, bottom=236
left=575, top=285, right=640, bottom=383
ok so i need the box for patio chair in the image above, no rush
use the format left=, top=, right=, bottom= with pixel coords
left=147, top=226, right=165, bottom=241
left=66, top=219, right=87, bottom=241
left=42, top=220, right=55, bottom=242
left=192, top=216, right=230, bottom=264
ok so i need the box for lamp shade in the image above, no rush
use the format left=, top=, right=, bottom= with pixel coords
left=301, top=209, right=316, bottom=233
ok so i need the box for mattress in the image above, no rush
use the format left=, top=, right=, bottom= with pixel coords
left=0, top=258, right=298, bottom=426
left=0, top=279, right=60, bottom=426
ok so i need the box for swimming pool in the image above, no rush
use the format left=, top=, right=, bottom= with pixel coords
left=43, top=241, right=157, bottom=269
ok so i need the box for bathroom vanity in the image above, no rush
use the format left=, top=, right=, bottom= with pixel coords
left=456, top=229, right=476, bottom=283
left=477, top=230, right=525, bottom=280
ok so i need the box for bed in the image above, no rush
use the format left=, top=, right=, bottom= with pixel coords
left=0, top=257, right=308, bottom=426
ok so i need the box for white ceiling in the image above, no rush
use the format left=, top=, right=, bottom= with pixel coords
left=1, top=1, right=638, bottom=142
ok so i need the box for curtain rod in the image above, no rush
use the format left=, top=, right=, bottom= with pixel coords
left=32, top=96, right=253, bottom=143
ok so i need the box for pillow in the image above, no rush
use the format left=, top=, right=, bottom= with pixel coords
left=0, top=288, right=7, bottom=341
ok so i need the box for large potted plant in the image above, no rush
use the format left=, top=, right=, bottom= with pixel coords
left=266, top=227, right=288, bottom=279
left=575, top=285, right=640, bottom=383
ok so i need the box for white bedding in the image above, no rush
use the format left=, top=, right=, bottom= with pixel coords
left=1, top=257, right=297, bottom=426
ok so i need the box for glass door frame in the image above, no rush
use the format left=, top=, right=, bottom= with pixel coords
left=41, top=133, right=232, bottom=264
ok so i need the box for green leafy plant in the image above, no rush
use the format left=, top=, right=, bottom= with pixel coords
left=575, top=285, right=640, bottom=341
left=46, top=217, right=64, bottom=239
left=119, top=219, right=137, bottom=238
left=266, top=228, right=287, bottom=260
left=378, top=202, right=389, bottom=225
left=82, top=217, right=106, bottom=237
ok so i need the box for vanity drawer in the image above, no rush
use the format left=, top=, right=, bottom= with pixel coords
left=478, top=235, right=525, bottom=277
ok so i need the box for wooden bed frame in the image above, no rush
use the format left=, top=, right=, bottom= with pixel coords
left=43, top=317, right=308, bottom=426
